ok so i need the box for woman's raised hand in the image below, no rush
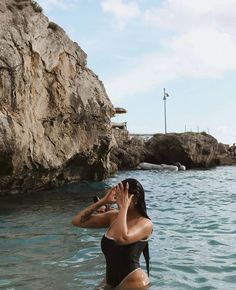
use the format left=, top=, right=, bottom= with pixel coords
left=116, top=182, right=133, bottom=209
left=102, top=187, right=117, bottom=204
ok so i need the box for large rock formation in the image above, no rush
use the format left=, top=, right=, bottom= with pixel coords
left=0, top=0, right=114, bottom=194
left=110, top=129, right=144, bottom=171
left=144, top=132, right=232, bottom=169
left=216, top=142, right=234, bottom=166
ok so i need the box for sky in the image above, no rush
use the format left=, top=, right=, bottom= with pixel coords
left=37, top=0, right=236, bottom=145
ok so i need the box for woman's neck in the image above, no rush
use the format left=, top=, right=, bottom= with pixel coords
left=127, top=208, right=141, bottom=220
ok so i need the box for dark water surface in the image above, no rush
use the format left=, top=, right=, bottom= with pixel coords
left=1, top=166, right=236, bottom=289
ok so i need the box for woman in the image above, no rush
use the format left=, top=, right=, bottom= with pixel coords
left=71, top=178, right=153, bottom=289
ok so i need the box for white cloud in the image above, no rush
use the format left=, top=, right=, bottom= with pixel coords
left=105, top=27, right=236, bottom=101
left=169, top=28, right=236, bottom=77
left=104, top=0, right=236, bottom=101
left=101, top=0, right=141, bottom=29
left=143, top=0, right=236, bottom=33
left=104, top=53, right=178, bottom=101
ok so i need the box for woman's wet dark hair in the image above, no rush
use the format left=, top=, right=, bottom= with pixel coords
left=121, top=178, right=151, bottom=276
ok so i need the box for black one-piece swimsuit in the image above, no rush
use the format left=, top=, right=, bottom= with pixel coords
left=101, top=234, right=148, bottom=287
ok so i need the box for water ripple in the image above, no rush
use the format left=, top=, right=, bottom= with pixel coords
left=0, top=166, right=236, bottom=289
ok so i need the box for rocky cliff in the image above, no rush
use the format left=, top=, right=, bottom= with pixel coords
left=110, top=128, right=144, bottom=171
left=0, top=0, right=114, bottom=194
left=144, top=132, right=232, bottom=169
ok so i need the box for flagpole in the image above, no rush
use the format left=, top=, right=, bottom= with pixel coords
left=163, top=88, right=168, bottom=134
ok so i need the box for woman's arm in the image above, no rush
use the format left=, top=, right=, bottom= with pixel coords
left=71, top=187, right=117, bottom=228
left=112, top=215, right=153, bottom=244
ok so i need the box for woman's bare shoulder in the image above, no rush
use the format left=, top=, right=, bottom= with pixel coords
left=138, top=216, right=153, bottom=225
left=137, top=217, right=153, bottom=235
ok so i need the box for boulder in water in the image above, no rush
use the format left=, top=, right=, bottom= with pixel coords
left=144, top=132, right=232, bottom=169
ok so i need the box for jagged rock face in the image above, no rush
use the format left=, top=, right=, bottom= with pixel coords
left=144, top=133, right=232, bottom=169
left=215, top=143, right=233, bottom=166
left=0, top=0, right=114, bottom=194
left=110, top=129, right=144, bottom=170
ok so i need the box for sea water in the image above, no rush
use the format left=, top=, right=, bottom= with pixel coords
left=0, top=166, right=236, bottom=290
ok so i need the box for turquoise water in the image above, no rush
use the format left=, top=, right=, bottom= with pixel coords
left=0, top=166, right=236, bottom=290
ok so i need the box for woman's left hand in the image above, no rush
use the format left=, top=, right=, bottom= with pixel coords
left=115, top=182, right=133, bottom=209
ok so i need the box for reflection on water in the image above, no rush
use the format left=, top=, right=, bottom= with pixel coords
left=1, top=166, right=236, bottom=289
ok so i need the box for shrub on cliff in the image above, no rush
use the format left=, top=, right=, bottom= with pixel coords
left=48, top=21, right=65, bottom=33
left=9, top=0, right=43, bottom=12
left=30, top=0, right=43, bottom=12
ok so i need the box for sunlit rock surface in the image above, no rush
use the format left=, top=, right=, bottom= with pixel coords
left=0, top=0, right=114, bottom=194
